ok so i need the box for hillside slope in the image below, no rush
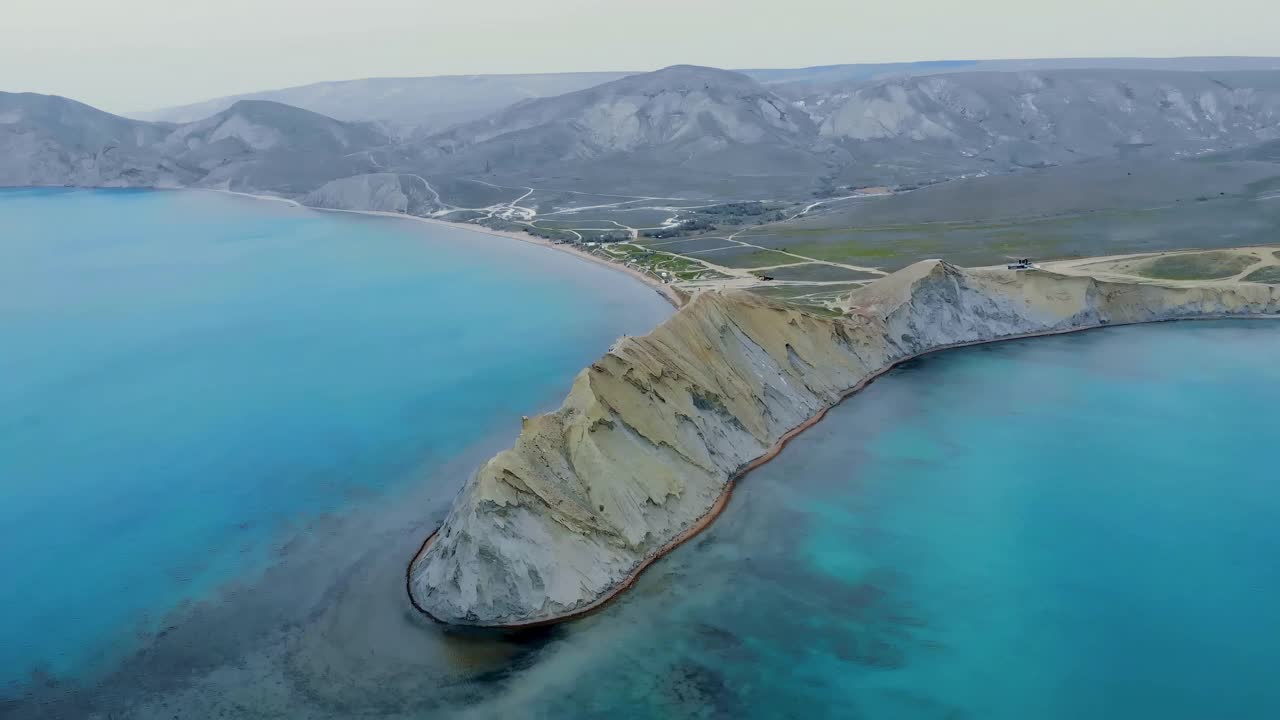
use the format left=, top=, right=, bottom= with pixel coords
left=161, top=100, right=388, bottom=194
left=801, top=70, right=1280, bottom=183
left=0, top=92, right=189, bottom=187
left=412, top=65, right=837, bottom=196
left=132, top=57, right=1280, bottom=130
left=132, top=72, right=634, bottom=135
left=11, top=65, right=1280, bottom=202
left=0, top=94, right=389, bottom=195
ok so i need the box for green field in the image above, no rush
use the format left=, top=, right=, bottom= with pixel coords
left=694, top=246, right=806, bottom=268
left=1243, top=265, right=1280, bottom=284
left=728, top=152, right=1280, bottom=269
left=1135, top=251, right=1260, bottom=280
left=600, top=243, right=718, bottom=280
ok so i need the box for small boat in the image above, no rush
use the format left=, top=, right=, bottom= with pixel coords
left=1007, top=258, right=1038, bottom=270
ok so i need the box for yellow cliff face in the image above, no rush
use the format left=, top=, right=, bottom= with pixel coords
left=409, top=254, right=1280, bottom=627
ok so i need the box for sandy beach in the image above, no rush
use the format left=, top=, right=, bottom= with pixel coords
left=338, top=210, right=685, bottom=309
left=202, top=190, right=684, bottom=309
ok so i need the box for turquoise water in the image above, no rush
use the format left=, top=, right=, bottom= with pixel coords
left=0, top=188, right=672, bottom=694
left=5, top=190, right=1279, bottom=718
left=508, top=320, right=1280, bottom=719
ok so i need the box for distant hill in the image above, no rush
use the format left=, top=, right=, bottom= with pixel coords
left=159, top=100, right=388, bottom=194
left=397, top=65, right=1280, bottom=195
left=759, top=56, right=1280, bottom=92
left=0, top=92, right=188, bottom=187
left=795, top=69, right=1280, bottom=185
left=0, top=94, right=388, bottom=194
left=130, top=73, right=634, bottom=136
left=409, top=65, right=837, bottom=197
left=131, top=57, right=1280, bottom=133
left=8, top=61, right=1280, bottom=204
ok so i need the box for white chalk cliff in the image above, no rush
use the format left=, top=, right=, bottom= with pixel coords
left=408, top=259, right=1280, bottom=626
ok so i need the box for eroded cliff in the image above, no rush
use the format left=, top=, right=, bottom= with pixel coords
left=409, top=259, right=1280, bottom=626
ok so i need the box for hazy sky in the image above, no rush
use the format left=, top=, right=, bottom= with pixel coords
left=4, top=0, right=1279, bottom=114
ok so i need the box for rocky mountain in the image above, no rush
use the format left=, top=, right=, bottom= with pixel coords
left=158, top=100, right=388, bottom=194
left=412, top=65, right=836, bottom=196
left=133, top=58, right=1280, bottom=133
left=0, top=94, right=389, bottom=194
left=800, top=69, right=1280, bottom=184
left=132, top=72, right=634, bottom=136
left=401, top=65, right=1280, bottom=195
left=0, top=92, right=189, bottom=187
left=302, top=172, right=440, bottom=215
left=9, top=63, right=1280, bottom=202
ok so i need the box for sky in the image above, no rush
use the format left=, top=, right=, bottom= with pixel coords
left=4, top=0, right=1279, bottom=114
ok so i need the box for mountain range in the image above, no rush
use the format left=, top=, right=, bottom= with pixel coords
left=131, top=57, right=1280, bottom=133
left=5, top=59, right=1280, bottom=207
left=1, top=92, right=387, bottom=193
left=408, top=65, right=834, bottom=197
left=130, top=72, right=634, bottom=137
left=807, top=69, right=1280, bottom=185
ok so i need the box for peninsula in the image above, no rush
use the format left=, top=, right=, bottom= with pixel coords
left=408, top=247, right=1280, bottom=626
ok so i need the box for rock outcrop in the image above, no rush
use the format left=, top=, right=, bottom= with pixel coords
left=303, top=173, right=440, bottom=215
left=408, top=260, right=1280, bottom=626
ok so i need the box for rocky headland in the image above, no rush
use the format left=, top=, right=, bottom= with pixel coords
left=408, top=254, right=1280, bottom=626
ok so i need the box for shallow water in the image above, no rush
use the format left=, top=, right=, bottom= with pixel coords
left=518, top=320, right=1280, bottom=720
left=0, top=188, right=671, bottom=708
left=5, top=191, right=1280, bottom=719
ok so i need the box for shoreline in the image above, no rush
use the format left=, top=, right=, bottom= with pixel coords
left=322, top=209, right=686, bottom=309
left=198, top=188, right=303, bottom=208
left=200, top=189, right=683, bottom=309
left=407, top=312, right=1280, bottom=630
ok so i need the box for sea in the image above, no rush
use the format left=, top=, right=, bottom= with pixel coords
left=2, top=187, right=1279, bottom=719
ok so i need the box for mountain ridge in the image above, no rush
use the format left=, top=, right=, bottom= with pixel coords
left=403, top=65, right=836, bottom=196
left=130, top=72, right=638, bottom=136
left=0, top=92, right=388, bottom=193
left=8, top=62, right=1280, bottom=202
left=804, top=69, right=1280, bottom=184
left=131, top=56, right=1280, bottom=131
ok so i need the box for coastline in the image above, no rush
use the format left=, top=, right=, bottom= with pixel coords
left=198, top=188, right=303, bottom=208
left=407, top=312, right=1280, bottom=629
left=199, top=189, right=683, bottom=309
left=322, top=209, right=686, bottom=309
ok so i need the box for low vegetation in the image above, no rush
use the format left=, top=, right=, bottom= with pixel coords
left=1243, top=266, right=1280, bottom=284
left=599, top=243, right=717, bottom=281
left=641, top=218, right=717, bottom=239
left=698, top=247, right=806, bottom=269
left=1134, top=251, right=1260, bottom=280
left=699, top=201, right=773, bottom=216
left=521, top=225, right=581, bottom=243
left=695, top=202, right=787, bottom=225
